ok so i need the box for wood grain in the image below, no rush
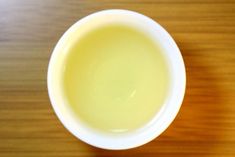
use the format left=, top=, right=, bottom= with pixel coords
left=0, top=0, right=235, bottom=156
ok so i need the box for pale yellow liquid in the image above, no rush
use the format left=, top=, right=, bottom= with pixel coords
left=63, top=25, right=170, bottom=133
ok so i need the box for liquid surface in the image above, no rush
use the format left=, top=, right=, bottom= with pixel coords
left=63, top=25, right=170, bottom=133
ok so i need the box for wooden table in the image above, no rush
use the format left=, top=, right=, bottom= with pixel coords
left=1, top=0, right=235, bottom=156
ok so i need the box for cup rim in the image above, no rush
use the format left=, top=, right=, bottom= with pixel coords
left=47, top=9, right=186, bottom=150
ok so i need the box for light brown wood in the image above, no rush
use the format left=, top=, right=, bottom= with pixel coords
left=1, top=0, right=235, bottom=156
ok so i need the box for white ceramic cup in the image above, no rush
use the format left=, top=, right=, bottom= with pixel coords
left=47, top=9, right=186, bottom=150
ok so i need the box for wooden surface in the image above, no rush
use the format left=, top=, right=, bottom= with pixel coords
left=0, top=0, right=235, bottom=156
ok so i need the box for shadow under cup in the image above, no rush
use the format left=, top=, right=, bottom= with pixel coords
left=47, top=9, right=186, bottom=150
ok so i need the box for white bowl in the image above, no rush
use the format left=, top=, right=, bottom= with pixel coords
left=47, top=9, right=186, bottom=150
